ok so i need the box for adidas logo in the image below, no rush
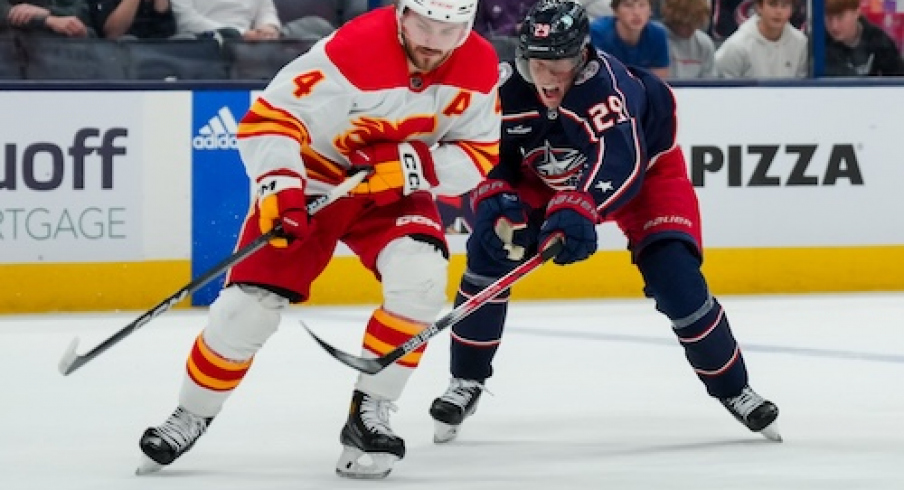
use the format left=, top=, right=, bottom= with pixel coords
left=193, top=107, right=239, bottom=150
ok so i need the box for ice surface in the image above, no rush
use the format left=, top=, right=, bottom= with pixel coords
left=1, top=293, right=902, bottom=489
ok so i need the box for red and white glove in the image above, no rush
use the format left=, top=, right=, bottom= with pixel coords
left=349, top=141, right=438, bottom=206
left=256, top=170, right=310, bottom=248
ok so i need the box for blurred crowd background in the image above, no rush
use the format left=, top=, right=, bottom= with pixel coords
left=0, top=0, right=901, bottom=81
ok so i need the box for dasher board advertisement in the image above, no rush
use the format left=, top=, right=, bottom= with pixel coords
left=676, top=86, right=904, bottom=248
left=0, top=92, right=142, bottom=263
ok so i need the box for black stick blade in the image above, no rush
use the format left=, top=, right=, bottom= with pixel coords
left=301, top=323, right=385, bottom=375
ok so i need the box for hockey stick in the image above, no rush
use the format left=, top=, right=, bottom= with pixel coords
left=58, top=172, right=367, bottom=376
left=303, top=237, right=564, bottom=375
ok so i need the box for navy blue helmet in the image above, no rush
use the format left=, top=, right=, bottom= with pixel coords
left=517, top=0, right=590, bottom=61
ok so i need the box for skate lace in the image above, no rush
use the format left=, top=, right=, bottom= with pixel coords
left=359, top=395, right=398, bottom=436
left=440, top=378, right=486, bottom=408
left=724, top=387, right=765, bottom=418
left=155, top=407, right=208, bottom=450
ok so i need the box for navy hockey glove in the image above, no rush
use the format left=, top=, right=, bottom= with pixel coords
left=539, top=190, right=599, bottom=265
left=471, top=179, right=528, bottom=262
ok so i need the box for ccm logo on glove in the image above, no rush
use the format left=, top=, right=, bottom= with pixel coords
left=402, top=153, right=424, bottom=189
left=349, top=141, right=438, bottom=206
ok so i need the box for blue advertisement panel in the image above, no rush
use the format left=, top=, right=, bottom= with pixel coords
left=191, top=91, right=252, bottom=305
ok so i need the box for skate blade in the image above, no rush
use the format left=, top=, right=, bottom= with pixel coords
left=135, top=455, right=164, bottom=475
left=335, top=445, right=398, bottom=479
left=758, top=421, right=782, bottom=442
left=433, top=420, right=460, bottom=444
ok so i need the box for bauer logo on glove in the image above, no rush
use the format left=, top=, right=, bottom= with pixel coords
left=540, top=190, right=599, bottom=265
left=471, top=179, right=530, bottom=262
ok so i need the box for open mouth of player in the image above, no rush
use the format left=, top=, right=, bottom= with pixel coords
left=541, top=86, right=562, bottom=99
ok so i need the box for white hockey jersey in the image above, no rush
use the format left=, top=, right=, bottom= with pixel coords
left=237, top=6, right=501, bottom=198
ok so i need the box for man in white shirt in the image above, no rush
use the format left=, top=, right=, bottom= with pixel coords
left=171, top=0, right=280, bottom=40
left=661, top=0, right=717, bottom=78
left=578, top=0, right=613, bottom=20
left=714, top=0, right=808, bottom=78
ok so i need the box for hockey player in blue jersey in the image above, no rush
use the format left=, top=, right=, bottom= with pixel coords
left=429, top=0, right=781, bottom=444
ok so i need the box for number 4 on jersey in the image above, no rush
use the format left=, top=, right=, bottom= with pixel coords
left=293, top=71, right=326, bottom=98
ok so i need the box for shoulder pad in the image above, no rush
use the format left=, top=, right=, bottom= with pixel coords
left=575, top=60, right=600, bottom=86
left=498, top=61, right=514, bottom=86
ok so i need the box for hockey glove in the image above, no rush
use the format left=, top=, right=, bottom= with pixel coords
left=349, top=141, right=438, bottom=206
left=539, top=190, right=599, bottom=265
left=256, top=170, right=310, bottom=248
left=471, top=179, right=528, bottom=261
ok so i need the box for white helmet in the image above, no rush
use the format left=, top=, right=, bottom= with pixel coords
left=397, top=0, right=478, bottom=24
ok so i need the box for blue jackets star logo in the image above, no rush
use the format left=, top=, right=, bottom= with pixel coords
left=523, top=140, right=587, bottom=191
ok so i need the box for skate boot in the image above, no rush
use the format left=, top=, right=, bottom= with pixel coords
left=335, top=390, right=405, bottom=479
left=429, top=378, right=484, bottom=443
left=720, top=386, right=782, bottom=442
left=136, top=406, right=213, bottom=475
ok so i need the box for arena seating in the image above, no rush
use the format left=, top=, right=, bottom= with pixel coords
left=20, top=35, right=128, bottom=80
left=274, top=0, right=340, bottom=27
left=125, top=39, right=229, bottom=80
left=0, top=35, right=23, bottom=79
left=0, top=31, right=516, bottom=81
left=225, top=39, right=317, bottom=80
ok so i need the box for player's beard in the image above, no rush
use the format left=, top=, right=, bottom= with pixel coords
left=402, top=38, right=451, bottom=72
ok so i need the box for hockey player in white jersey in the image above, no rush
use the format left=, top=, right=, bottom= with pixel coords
left=136, top=0, right=500, bottom=480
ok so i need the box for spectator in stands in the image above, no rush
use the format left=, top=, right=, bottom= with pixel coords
left=1, top=0, right=93, bottom=37
left=714, top=0, right=807, bottom=78
left=270, top=0, right=366, bottom=33
left=88, top=0, right=176, bottom=39
left=338, top=0, right=367, bottom=25
left=578, top=0, right=612, bottom=21
left=824, top=0, right=904, bottom=76
left=170, top=0, right=330, bottom=41
left=710, top=0, right=806, bottom=42
left=473, top=0, right=534, bottom=38
left=661, top=0, right=717, bottom=78
left=589, top=0, right=670, bottom=78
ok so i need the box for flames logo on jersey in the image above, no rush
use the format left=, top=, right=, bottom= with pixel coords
left=523, top=140, right=587, bottom=190
left=334, top=116, right=436, bottom=155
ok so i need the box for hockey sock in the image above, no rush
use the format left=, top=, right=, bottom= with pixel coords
left=361, top=307, right=427, bottom=369
left=638, top=240, right=748, bottom=398
left=355, top=307, right=428, bottom=400
left=449, top=273, right=510, bottom=381
left=673, top=297, right=748, bottom=397
left=185, top=334, right=254, bottom=393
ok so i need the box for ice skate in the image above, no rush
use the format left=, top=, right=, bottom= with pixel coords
left=720, top=386, right=782, bottom=442
left=335, top=390, right=405, bottom=479
left=136, top=406, right=213, bottom=475
left=429, top=378, right=484, bottom=443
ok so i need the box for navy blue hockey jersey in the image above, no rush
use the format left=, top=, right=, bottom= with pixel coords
left=494, top=49, right=679, bottom=218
